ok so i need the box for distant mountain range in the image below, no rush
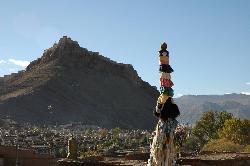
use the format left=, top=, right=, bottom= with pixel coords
left=175, top=94, right=250, bottom=124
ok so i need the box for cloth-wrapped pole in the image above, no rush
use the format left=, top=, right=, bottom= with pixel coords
left=148, top=42, right=180, bottom=166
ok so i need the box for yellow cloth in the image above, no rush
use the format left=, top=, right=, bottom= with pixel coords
left=159, top=56, right=169, bottom=63
left=157, top=94, right=169, bottom=104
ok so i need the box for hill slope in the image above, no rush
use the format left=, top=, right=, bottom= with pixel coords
left=0, top=36, right=159, bottom=129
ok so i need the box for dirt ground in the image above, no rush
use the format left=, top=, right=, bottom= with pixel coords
left=58, top=152, right=250, bottom=166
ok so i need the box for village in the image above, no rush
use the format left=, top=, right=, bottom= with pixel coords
left=0, top=119, right=154, bottom=165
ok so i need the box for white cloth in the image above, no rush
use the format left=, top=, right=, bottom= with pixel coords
left=148, top=119, right=178, bottom=166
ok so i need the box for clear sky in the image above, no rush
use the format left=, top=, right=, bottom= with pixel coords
left=0, top=0, right=250, bottom=96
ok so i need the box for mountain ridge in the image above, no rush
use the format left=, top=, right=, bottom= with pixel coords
left=0, top=36, right=159, bottom=129
left=175, top=93, right=250, bottom=124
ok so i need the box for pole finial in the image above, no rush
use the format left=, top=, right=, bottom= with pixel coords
left=160, top=42, right=168, bottom=50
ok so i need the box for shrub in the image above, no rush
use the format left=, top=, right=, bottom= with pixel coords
left=243, top=145, right=250, bottom=152
left=202, top=138, right=243, bottom=152
left=183, top=136, right=201, bottom=152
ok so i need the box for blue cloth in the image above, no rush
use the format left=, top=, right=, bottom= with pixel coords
left=160, top=87, right=174, bottom=96
left=158, top=118, right=178, bottom=137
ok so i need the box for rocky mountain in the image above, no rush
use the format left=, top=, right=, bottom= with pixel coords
left=175, top=93, right=250, bottom=124
left=0, top=36, right=159, bottom=129
left=1, top=37, right=248, bottom=128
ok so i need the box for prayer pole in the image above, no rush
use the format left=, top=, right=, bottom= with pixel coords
left=148, top=42, right=180, bottom=166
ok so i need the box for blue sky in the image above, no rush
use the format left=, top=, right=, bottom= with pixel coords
left=0, top=0, right=250, bottom=96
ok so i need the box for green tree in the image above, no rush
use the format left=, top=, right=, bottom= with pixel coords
left=183, top=136, right=201, bottom=152
left=191, top=110, right=233, bottom=149
left=111, top=127, right=122, bottom=146
left=217, top=111, right=234, bottom=129
left=54, top=147, right=67, bottom=158
left=219, top=118, right=250, bottom=145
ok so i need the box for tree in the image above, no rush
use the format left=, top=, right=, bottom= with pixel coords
left=217, top=111, right=234, bottom=129
left=111, top=127, right=121, bottom=139
left=57, top=148, right=67, bottom=158
left=191, top=110, right=233, bottom=149
left=219, top=118, right=250, bottom=145
left=183, top=136, right=201, bottom=152
left=98, top=128, right=108, bottom=138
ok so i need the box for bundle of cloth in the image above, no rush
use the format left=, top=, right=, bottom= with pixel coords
left=148, top=43, right=180, bottom=166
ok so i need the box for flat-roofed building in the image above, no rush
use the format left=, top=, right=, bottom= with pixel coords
left=0, top=145, right=56, bottom=166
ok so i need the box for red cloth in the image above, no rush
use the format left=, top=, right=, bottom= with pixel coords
left=160, top=78, right=174, bottom=87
